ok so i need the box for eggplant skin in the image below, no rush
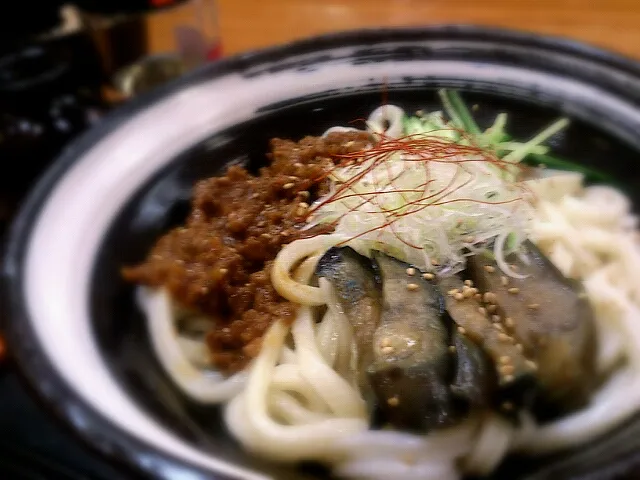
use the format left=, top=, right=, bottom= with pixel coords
left=451, top=330, right=497, bottom=409
left=468, top=241, right=597, bottom=414
left=369, top=363, right=458, bottom=431
left=367, top=251, right=458, bottom=432
left=315, top=246, right=382, bottom=372
left=315, top=247, right=381, bottom=309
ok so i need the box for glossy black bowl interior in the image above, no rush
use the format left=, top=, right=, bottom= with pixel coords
left=91, top=87, right=639, bottom=480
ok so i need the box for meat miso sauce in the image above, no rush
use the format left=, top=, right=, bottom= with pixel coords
left=123, top=131, right=371, bottom=373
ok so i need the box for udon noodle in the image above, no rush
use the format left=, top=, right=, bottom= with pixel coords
left=135, top=102, right=640, bottom=480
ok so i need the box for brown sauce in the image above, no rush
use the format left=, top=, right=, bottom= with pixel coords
left=123, top=131, right=371, bottom=373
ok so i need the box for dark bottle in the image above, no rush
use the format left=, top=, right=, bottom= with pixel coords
left=74, top=0, right=221, bottom=87
left=73, top=0, right=194, bottom=83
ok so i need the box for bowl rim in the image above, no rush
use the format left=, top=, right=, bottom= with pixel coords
left=4, top=24, right=640, bottom=480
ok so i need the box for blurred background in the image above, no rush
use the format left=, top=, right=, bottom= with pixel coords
left=0, top=0, right=638, bottom=478
left=1, top=0, right=639, bottom=235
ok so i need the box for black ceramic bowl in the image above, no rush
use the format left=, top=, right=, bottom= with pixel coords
left=4, top=26, right=640, bottom=480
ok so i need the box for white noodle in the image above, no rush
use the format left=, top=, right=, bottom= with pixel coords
left=462, top=414, right=514, bottom=475
left=322, top=126, right=361, bottom=137
left=366, top=105, right=405, bottom=139
left=139, top=288, right=246, bottom=403
left=271, top=234, right=343, bottom=305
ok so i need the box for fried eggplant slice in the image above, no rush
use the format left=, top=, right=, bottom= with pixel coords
left=467, top=240, right=597, bottom=412
left=367, top=251, right=457, bottom=431
left=316, top=246, right=382, bottom=371
left=439, top=275, right=537, bottom=405
left=451, top=330, right=497, bottom=409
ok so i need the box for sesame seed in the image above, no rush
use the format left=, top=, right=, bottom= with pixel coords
left=407, top=283, right=419, bottom=291
left=457, top=326, right=466, bottom=335
left=448, top=345, right=456, bottom=353
left=298, top=202, right=309, bottom=209
left=448, top=288, right=460, bottom=296
left=406, top=267, right=416, bottom=276
left=527, top=303, right=540, bottom=310
left=219, top=268, right=229, bottom=275
left=401, top=453, right=417, bottom=465
left=464, top=235, right=475, bottom=243
left=504, top=374, right=515, bottom=383
left=500, top=365, right=515, bottom=375
left=478, top=307, right=487, bottom=316
left=431, top=259, right=440, bottom=266
left=487, top=304, right=498, bottom=314
left=464, top=280, right=474, bottom=287
left=422, top=273, right=435, bottom=280
left=381, top=346, right=395, bottom=355
left=484, top=265, right=496, bottom=273
left=293, top=162, right=303, bottom=168
left=387, top=396, right=399, bottom=407
left=380, top=338, right=392, bottom=348
left=493, top=323, right=504, bottom=332
left=499, top=355, right=511, bottom=364
left=515, top=343, right=524, bottom=353
left=454, top=292, right=464, bottom=301
left=526, top=359, right=538, bottom=371
left=283, top=182, right=295, bottom=189
left=299, top=190, right=310, bottom=199
left=504, top=317, right=515, bottom=328
left=508, top=287, right=520, bottom=294
left=501, top=276, right=509, bottom=287
left=498, top=333, right=510, bottom=342
left=492, top=315, right=501, bottom=323
left=484, top=292, right=497, bottom=304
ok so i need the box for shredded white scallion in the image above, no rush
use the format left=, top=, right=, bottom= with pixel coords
left=307, top=107, right=535, bottom=273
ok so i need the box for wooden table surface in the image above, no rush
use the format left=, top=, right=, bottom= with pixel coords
left=148, top=0, right=640, bottom=60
